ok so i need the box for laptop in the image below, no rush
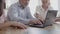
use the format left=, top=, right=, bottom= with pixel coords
left=28, top=10, right=58, bottom=28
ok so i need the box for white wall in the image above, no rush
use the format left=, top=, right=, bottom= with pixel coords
left=50, top=0, right=58, bottom=10
left=6, top=0, right=18, bottom=8
left=57, top=0, right=60, bottom=17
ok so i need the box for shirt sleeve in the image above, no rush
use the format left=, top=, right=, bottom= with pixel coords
left=26, top=7, right=35, bottom=20
left=34, top=6, right=45, bottom=21
left=7, top=5, right=32, bottom=24
left=34, top=6, right=41, bottom=18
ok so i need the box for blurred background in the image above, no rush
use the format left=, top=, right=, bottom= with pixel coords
left=5, top=0, right=58, bottom=17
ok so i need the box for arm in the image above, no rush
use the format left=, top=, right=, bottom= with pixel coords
left=26, top=7, right=35, bottom=19
left=34, top=6, right=44, bottom=21
left=0, top=22, right=11, bottom=29
left=0, top=21, right=27, bottom=29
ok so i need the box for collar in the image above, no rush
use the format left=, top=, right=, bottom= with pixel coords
left=41, top=5, right=50, bottom=11
left=17, top=2, right=26, bottom=9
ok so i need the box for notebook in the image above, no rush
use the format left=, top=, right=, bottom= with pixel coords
left=28, top=10, right=58, bottom=28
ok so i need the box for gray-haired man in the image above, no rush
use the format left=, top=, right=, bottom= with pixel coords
left=7, top=0, right=42, bottom=29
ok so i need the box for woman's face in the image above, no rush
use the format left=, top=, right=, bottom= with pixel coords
left=42, top=0, right=50, bottom=6
left=42, top=0, right=50, bottom=10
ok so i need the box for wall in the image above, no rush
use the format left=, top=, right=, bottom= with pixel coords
left=57, top=0, right=60, bottom=17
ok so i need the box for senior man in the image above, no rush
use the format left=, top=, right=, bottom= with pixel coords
left=7, top=0, right=42, bottom=29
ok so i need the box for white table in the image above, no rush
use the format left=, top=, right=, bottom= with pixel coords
left=0, top=24, right=60, bottom=34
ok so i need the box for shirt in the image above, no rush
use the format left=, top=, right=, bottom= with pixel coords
left=34, top=5, right=53, bottom=20
left=7, top=2, right=34, bottom=24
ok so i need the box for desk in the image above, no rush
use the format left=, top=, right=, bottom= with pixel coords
left=0, top=24, right=60, bottom=34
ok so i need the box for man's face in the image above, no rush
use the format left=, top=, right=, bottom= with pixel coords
left=19, top=0, right=30, bottom=7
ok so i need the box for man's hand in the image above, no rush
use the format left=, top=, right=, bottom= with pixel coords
left=10, top=21, right=27, bottom=29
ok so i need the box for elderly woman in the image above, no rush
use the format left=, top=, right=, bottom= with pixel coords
left=34, top=0, right=53, bottom=22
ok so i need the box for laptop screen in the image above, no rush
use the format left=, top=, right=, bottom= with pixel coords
left=44, top=10, right=58, bottom=27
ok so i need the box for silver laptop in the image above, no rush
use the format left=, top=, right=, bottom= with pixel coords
left=43, top=10, right=57, bottom=27
left=28, top=10, right=58, bottom=28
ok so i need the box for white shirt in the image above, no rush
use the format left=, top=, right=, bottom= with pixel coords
left=34, top=5, right=53, bottom=20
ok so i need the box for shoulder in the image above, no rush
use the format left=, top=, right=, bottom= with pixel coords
left=25, top=6, right=30, bottom=12
left=8, top=2, right=19, bottom=12
left=9, top=2, right=18, bottom=9
left=36, top=5, right=42, bottom=10
left=36, top=5, right=42, bottom=11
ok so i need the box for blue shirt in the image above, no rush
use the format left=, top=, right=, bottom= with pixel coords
left=7, top=2, right=35, bottom=24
